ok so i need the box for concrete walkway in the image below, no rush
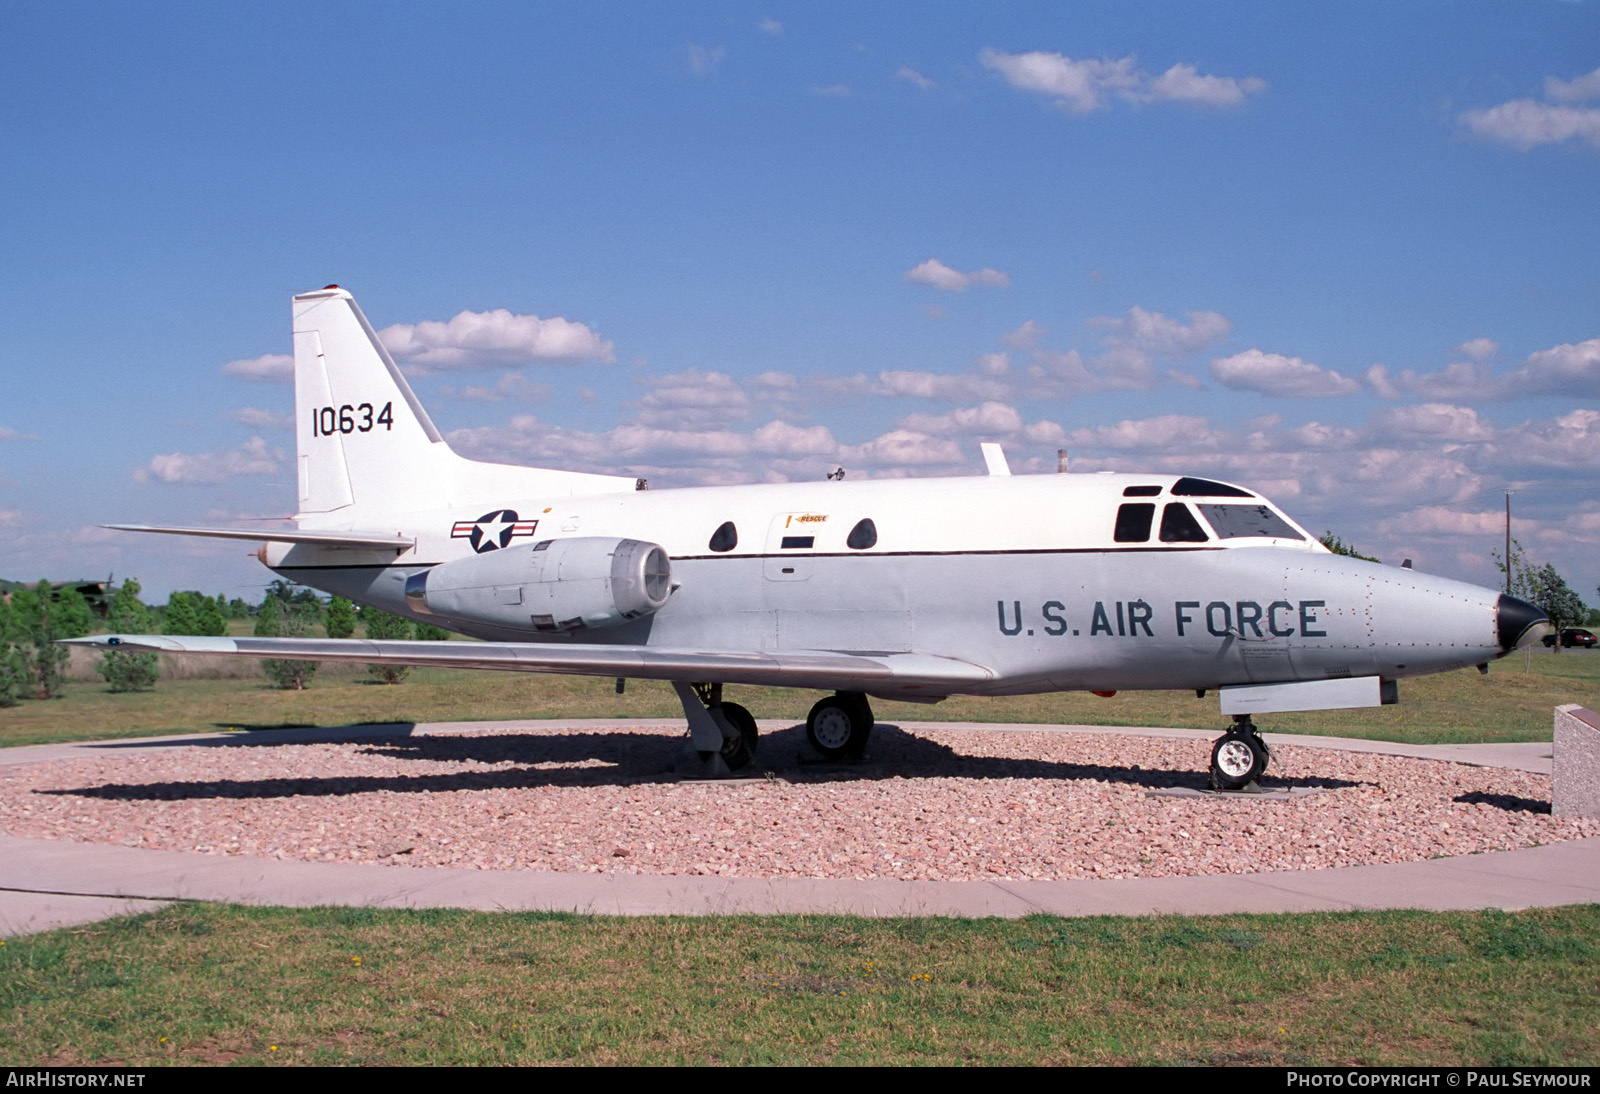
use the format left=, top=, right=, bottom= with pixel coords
left=1, top=722, right=1595, bottom=937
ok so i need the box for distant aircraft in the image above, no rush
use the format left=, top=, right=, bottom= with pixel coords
left=74, top=287, right=1551, bottom=789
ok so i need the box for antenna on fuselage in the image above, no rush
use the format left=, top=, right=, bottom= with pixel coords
left=980, top=443, right=1011, bottom=477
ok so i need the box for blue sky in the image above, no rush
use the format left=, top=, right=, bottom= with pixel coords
left=2, top=1, right=1597, bottom=603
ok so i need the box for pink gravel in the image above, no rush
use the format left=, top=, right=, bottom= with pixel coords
left=1, top=723, right=1593, bottom=882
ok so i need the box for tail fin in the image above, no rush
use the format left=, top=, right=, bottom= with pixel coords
left=291, top=287, right=635, bottom=521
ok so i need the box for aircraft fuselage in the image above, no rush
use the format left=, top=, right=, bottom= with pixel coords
left=264, top=471, right=1509, bottom=700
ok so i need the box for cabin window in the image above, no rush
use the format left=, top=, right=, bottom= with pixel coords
left=1170, top=476, right=1252, bottom=498
left=1196, top=504, right=1304, bottom=540
left=1159, top=503, right=1210, bottom=542
left=780, top=536, right=814, bottom=549
left=847, top=518, right=878, bottom=550
left=1121, top=485, right=1161, bottom=497
left=708, top=521, right=738, bottom=552
left=1114, top=503, right=1154, bottom=543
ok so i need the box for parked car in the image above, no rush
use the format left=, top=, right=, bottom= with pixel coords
left=1543, top=628, right=1598, bottom=648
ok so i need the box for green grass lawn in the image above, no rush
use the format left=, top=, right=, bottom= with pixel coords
left=4, top=904, right=1595, bottom=1066
left=4, top=647, right=1597, bottom=748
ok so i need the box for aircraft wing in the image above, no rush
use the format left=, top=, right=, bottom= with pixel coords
left=62, top=635, right=993, bottom=693
left=104, top=524, right=415, bottom=549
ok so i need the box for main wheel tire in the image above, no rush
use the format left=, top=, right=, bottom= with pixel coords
left=717, top=702, right=759, bottom=770
left=1210, top=731, right=1267, bottom=790
left=806, top=696, right=863, bottom=759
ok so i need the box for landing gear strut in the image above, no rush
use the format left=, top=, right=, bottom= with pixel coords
left=1209, top=714, right=1270, bottom=791
left=805, top=691, right=874, bottom=761
left=672, top=681, right=759, bottom=776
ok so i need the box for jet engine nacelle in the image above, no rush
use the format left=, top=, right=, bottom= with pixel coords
left=405, top=537, right=672, bottom=633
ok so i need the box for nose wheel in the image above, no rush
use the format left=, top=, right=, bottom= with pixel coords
left=1210, top=714, right=1270, bottom=791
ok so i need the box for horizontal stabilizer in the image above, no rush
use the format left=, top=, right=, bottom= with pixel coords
left=62, top=635, right=992, bottom=694
left=104, top=524, right=415, bottom=549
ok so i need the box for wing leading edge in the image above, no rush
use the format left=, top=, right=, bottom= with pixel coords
left=62, top=635, right=992, bottom=694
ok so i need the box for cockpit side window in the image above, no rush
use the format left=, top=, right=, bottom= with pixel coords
left=1159, top=503, right=1210, bottom=543
left=1196, top=504, right=1304, bottom=540
left=1114, top=503, right=1155, bottom=543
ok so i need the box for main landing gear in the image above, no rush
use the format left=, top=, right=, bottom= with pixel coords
left=669, top=683, right=876, bottom=776
left=1209, top=714, right=1271, bottom=791
left=805, top=692, right=874, bottom=761
left=672, top=681, right=759, bottom=776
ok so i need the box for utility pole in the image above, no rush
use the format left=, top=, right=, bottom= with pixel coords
left=1505, top=492, right=1512, bottom=594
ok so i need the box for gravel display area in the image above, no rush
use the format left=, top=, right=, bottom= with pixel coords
left=2, top=723, right=1593, bottom=882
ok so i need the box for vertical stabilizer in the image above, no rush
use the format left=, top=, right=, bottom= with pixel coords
left=293, top=287, right=444, bottom=516
left=291, top=287, right=637, bottom=523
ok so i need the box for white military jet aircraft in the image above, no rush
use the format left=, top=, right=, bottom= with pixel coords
left=80, top=287, right=1550, bottom=789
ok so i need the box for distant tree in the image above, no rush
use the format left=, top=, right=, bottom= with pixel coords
left=264, top=579, right=325, bottom=617
left=1494, top=538, right=1535, bottom=598
left=1318, top=532, right=1380, bottom=563
left=10, top=582, right=74, bottom=699
left=361, top=607, right=413, bottom=684
left=1527, top=564, right=1586, bottom=651
left=52, top=586, right=95, bottom=640
left=0, top=596, right=26, bottom=706
left=163, top=591, right=201, bottom=636
left=195, top=594, right=227, bottom=637
left=225, top=597, right=251, bottom=621
left=414, top=622, right=453, bottom=642
left=97, top=578, right=160, bottom=692
left=255, top=595, right=317, bottom=690
left=325, top=597, right=357, bottom=639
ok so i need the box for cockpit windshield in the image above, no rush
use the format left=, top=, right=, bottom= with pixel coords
left=1195, top=504, right=1305, bottom=541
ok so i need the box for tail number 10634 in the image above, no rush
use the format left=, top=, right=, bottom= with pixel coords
left=311, top=402, right=393, bottom=436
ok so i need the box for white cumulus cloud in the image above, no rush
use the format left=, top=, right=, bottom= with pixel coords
left=1142, top=63, right=1268, bottom=107
left=875, top=369, right=1011, bottom=401
left=1461, top=99, right=1600, bottom=151
left=638, top=369, right=751, bottom=428
left=227, top=407, right=295, bottom=430
left=904, top=258, right=1011, bottom=291
left=221, top=353, right=293, bottom=382
left=133, top=437, right=281, bottom=485
left=1093, top=305, right=1231, bottom=355
left=1210, top=350, right=1361, bottom=397
left=898, top=401, right=1026, bottom=437
left=1370, top=404, right=1494, bottom=442
left=1505, top=338, right=1600, bottom=395
left=1067, top=415, right=1226, bottom=452
left=377, top=309, right=614, bottom=370
left=1545, top=65, right=1600, bottom=103
left=980, top=48, right=1265, bottom=113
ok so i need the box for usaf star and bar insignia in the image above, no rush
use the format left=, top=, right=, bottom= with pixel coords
left=451, top=509, right=539, bottom=553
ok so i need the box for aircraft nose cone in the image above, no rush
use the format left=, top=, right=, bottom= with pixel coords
left=1496, top=594, right=1550, bottom=651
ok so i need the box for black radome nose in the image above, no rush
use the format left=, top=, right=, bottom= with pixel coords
left=1496, top=594, right=1550, bottom=651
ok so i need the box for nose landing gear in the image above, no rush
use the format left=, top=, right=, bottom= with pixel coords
left=1210, top=714, right=1270, bottom=791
